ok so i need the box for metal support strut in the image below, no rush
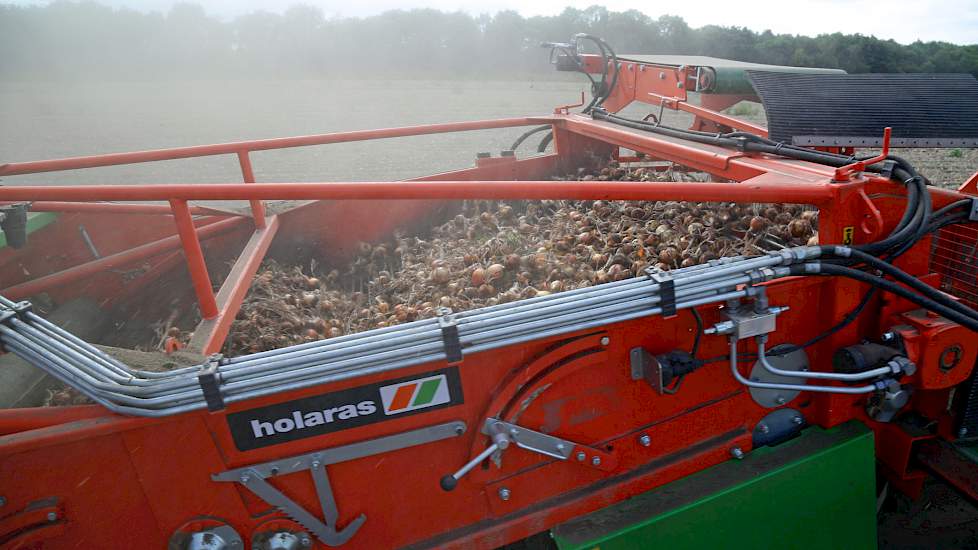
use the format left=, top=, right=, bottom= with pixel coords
left=212, top=421, right=466, bottom=546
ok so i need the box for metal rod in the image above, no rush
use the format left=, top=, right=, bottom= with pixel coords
left=0, top=117, right=545, bottom=176
left=728, top=338, right=880, bottom=395
left=237, top=150, right=266, bottom=230
left=756, top=335, right=893, bottom=381
left=0, top=180, right=837, bottom=204
left=1, top=216, right=246, bottom=300
left=169, top=199, right=219, bottom=320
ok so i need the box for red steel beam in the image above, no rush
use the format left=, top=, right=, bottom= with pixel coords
left=188, top=215, right=280, bottom=354
left=0, top=118, right=546, bottom=176
left=0, top=180, right=838, bottom=204
left=1, top=217, right=246, bottom=301
left=237, top=151, right=266, bottom=229
left=1, top=201, right=231, bottom=216
left=169, top=199, right=219, bottom=320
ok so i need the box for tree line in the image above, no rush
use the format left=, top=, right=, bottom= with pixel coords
left=2, top=2, right=976, bottom=80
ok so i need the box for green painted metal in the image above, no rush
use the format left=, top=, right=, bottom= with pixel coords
left=552, top=421, right=876, bottom=550
left=0, top=211, right=58, bottom=249
left=617, top=55, right=845, bottom=95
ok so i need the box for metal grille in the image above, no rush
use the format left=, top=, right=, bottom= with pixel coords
left=747, top=72, right=978, bottom=147
left=931, top=222, right=978, bottom=310
left=932, top=222, right=978, bottom=440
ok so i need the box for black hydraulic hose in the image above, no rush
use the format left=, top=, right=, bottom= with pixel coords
left=931, top=198, right=972, bottom=220
left=793, top=263, right=978, bottom=332
left=510, top=125, right=552, bottom=151
left=576, top=34, right=618, bottom=113
left=537, top=130, right=554, bottom=152
left=592, top=109, right=928, bottom=254
left=820, top=245, right=978, bottom=321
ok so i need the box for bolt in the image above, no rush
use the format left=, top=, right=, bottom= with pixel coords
left=576, top=451, right=586, bottom=461
left=775, top=396, right=786, bottom=405
left=556, top=443, right=566, bottom=452
left=498, top=487, right=511, bottom=501
left=730, top=447, right=744, bottom=460
left=311, top=460, right=321, bottom=469
left=509, top=427, right=519, bottom=436
left=758, top=423, right=770, bottom=434
left=600, top=336, right=610, bottom=346
left=455, top=425, right=465, bottom=435
left=659, top=71, right=666, bottom=79
left=639, top=434, right=651, bottom=447
left=46, top=511, right=57, bottom=522
left=881, top=332, right=896, bottom=343
left=269, top=466, right=280, bottom=476
left=300, top=536, right=312, bottom=547
left=792, top=416, right=804, bottom=425
left=960, top=427, right=969, bottom=437
left=240, top=474, right=251, bottom=484
left=591, top=456, right=602, bottom=466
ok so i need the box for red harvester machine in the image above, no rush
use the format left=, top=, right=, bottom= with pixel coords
left=1, top=35, right=978, bottom=549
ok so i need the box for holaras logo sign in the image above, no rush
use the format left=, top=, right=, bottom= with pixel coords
left=226, top=367, right=463, bottom=451
left=380, top=374, right=451, bottom=414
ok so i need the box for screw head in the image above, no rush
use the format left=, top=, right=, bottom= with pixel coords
left=600, top=336, right=610, bottom=346
left=730, top=447, right=745, bottom=460
left=498, top=487, right=511, bottom=501
left=639, top=434, right=651, bottom=447
left=240, top=474, right=251, bottom=484
left=792, top=416, right=804, bottom=425
left=300, top=536, right=312, bottom=547
left=775, top=396, right=787, bottom=405
left=591, top=456, right=602, bottom=466
left=46, top=511, right=57, bottom=522
left=758, top=423, right=770, bottom=434
left=576, top=451, right=586, bottom=461
left=311, top=460, right=321, bottom=469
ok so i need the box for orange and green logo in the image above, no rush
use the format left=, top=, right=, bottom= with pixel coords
left=380, top=374, right=450, bottom=415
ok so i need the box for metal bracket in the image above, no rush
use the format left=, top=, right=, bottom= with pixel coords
left=198, top=353, right=225, bottom=412
left=213, top=421, right=466, bottom=547
left=481, top=418, right=616, bottom=471
left=437, top=307, right=463, bottom=364
left=646, top=268, right=676, bottom=318
left=440, top=417, right=615, bottom=492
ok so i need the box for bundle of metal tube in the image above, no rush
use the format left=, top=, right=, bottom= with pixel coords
left=0, top=249, right=819, bottom=417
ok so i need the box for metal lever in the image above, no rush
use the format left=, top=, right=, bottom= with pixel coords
left=440, top=418, right=616, bottom=492
left=441, top=421, right=510, bottom=491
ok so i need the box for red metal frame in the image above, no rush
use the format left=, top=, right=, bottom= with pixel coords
left=578, top=54, right=769, bottom=135
left=0, top=102, right=975, bottom=548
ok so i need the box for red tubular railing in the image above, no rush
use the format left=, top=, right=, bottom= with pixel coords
left=0, top=117, right=552, bottom=346
left=0, top=180, right=836, bottom=204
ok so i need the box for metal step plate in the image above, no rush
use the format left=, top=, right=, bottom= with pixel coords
left=747, top=72, right=978, bottom=147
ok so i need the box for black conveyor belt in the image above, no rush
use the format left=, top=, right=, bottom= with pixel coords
left=748, top=72, right=978, bottom=147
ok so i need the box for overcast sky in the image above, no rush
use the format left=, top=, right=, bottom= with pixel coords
left=9, top=0, right=978, bottom=45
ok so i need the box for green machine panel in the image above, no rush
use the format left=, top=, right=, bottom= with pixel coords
left=552, top=421, right=876, bottom=550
